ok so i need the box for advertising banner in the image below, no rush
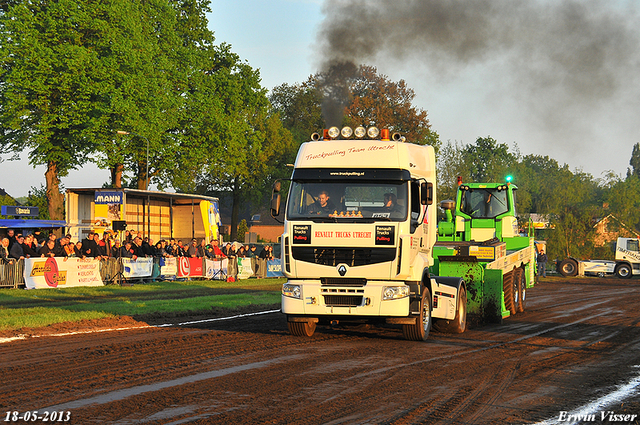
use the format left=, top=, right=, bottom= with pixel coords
left=237, top=257, right=254, bottom=280
left=159, top=257, right=177, bottom=277
left=24, top=257, right=103, bottom=289
left=177, top=257, right=204, bottom=278
left=122, top=258, right=153, bottom=278
left=205, top=258, right=228, bottom=280
left=266, top=259, right=283, bottom=277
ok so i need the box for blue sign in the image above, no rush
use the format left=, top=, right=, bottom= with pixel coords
left=95, top=191, right=123, bottom=204
left=266, top=259, right=283, bottom=277
left=1, top=206, right=39, bottom=216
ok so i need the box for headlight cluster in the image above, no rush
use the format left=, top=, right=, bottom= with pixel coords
left=282, top=283, right=301, bottom=299
left=326, top=126, right=380, bottom=140
left=382, top=286, right=409, bottom=300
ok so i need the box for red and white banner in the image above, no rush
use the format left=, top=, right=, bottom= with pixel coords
left=177, top=257, right=204, bottom=277
left=24, top=257, right=103, bottom=289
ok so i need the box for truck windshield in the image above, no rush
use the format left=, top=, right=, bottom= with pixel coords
left=286, top=181, right=408, bottom=221
left=460, top=188, right=510, bottom=219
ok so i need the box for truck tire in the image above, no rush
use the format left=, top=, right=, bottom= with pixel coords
left=558, top=258, right=579, bottom=277
left=287, top=320, right=316, bottom=337
left=433, top=286, right=467, bottom=334
left=503, top=270, right=517, bottom=315
left=402, top=288, right=432, bottom=341
left=615, top=263, right=633, bottom=279
left=516, top=268, right=526, bottom=313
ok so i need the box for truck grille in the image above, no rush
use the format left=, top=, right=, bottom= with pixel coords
left=321, top=278, right=366, bottom=286
left=323, top=295, right=364, bottom=307
left=291, top=247, right=396, bottom=266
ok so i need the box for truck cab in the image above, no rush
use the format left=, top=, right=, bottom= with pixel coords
left=272, top=126, right=466, bottom=341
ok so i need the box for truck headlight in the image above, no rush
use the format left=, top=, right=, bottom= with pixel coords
left=282, top=283, right=301, bottom=299
left=382, top=286, right=409, bottom=300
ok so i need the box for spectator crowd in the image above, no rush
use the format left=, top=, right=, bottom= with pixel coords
left=0, top=228, right=275, bottom=264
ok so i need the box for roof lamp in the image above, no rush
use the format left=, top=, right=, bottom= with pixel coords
left=367, top=126, right=380, bottom=139
left=354, top=126, right=366, bottom=138
left=381, top=129, right=390, bottom=140
left=341, top=126, right=353, bottom=138
left=328, top=127, right=340, bottom=139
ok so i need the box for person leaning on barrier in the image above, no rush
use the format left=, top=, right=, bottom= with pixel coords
left=131, top=236, right=144, bottom=258
left=65, top=241, right=77, bottom=257
left=81, top=231, right=97, bottom=258
left=0, top=237, right=14, bottom=264
left=197, top=239, right=207, bottom=258
left=22, top=234, right=39, bottom=258
left=120, top=240, right=137, bottom=259
left=10, top=234, right=26, bottom=260
left=187, top=238, right=198, bottom=257
left=39, top=239, right=58, bottom=257
left=208, top=239, right=226, bottom=259
left=74, top=241, right=84, bottom=257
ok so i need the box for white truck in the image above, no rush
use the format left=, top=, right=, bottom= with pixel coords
left=270, top=126, right=467, bottom=341
left=557, top=237, right=640, bottom=279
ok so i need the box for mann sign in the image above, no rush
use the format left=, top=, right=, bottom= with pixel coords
left=94, top=191, right=123, bottom=204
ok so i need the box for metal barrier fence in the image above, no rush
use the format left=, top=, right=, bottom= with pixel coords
left=0, top=257, right=275, bottom=289
left=0, top=261, right=25, bottom=289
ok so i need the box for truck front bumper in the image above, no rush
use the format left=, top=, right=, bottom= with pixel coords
left=282, top=280, right=410, bottom=317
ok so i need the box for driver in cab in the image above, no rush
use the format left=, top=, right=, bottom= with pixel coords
left=308, top=190, right=336, bottom=215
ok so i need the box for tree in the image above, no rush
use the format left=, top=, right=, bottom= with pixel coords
left=237, top=219, right=249, bottom=243
left=343, top=66, right=440, bottom=149
left=270, top=80, right=324, bottom=146
left=173, top=46, right=294, bottom=241
left=630, top=143, right=640, bottom=179
left=271, top=65, right=440, bottom=149
left=0, top=0, right=112, bottom=219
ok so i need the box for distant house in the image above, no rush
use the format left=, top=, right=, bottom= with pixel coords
left=246, top=211, right=284, bottom=243
left=593, top=214, right=640, bottom=247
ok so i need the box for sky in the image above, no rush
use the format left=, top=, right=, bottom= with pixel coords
left=2, top=0, right=639, bottom=198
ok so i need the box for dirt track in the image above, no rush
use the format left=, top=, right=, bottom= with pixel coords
left=2, top=277, right=640, bottom=424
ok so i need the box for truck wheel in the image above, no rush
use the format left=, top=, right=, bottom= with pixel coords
left=516, top=268, right=526, bottom=313
left=558, top=258, right=578, bottom=277
left=402, top=288, right=432, bottom=341
left=615, top=263, right=633, bottom=279
left=503, top=270, right=517, bottom=315
left=433, top=286, right=467, bottom=334
left=287, top=320, right=316, bottom=337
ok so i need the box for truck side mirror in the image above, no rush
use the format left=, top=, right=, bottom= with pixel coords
left=271, top=181, right=282, bottom=217
left=270, top=193, right=281, bottom=217
left=421, top=182, right=433, bottom=205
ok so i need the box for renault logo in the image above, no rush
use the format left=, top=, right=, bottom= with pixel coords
left=337, top=264, right=348, bottom=276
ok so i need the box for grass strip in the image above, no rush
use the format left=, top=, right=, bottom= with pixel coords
left=0, top=278, right=285, bottom=331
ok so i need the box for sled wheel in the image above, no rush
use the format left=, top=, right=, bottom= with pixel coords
left=287, top=320, right=316, bottom=337
left=433, top=286, right=467, bottom=334
left=503, top=270, right=517, bottom=315
left=516, top=268, right=526, bottom=313
left=403, top=288, right=432, bottom=341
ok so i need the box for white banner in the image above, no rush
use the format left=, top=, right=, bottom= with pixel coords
left=237, top=257, right=254, bottom=280
left=24, top=257, right=103, bottom=289
left=122, top=258, right=153, bottom=278
left=160, top=257, right=177, bottom=277
left=206, top=258, right=228, bottom=280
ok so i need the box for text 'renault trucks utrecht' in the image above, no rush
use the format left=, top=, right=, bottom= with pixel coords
left=431, top=177, right=536, bottom=325
left=557, top=237, right=640, bottom=279
left=270, top=126, right=467, bottom=341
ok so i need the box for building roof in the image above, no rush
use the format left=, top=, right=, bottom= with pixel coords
left=65, top=188, right=219, bottom=205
